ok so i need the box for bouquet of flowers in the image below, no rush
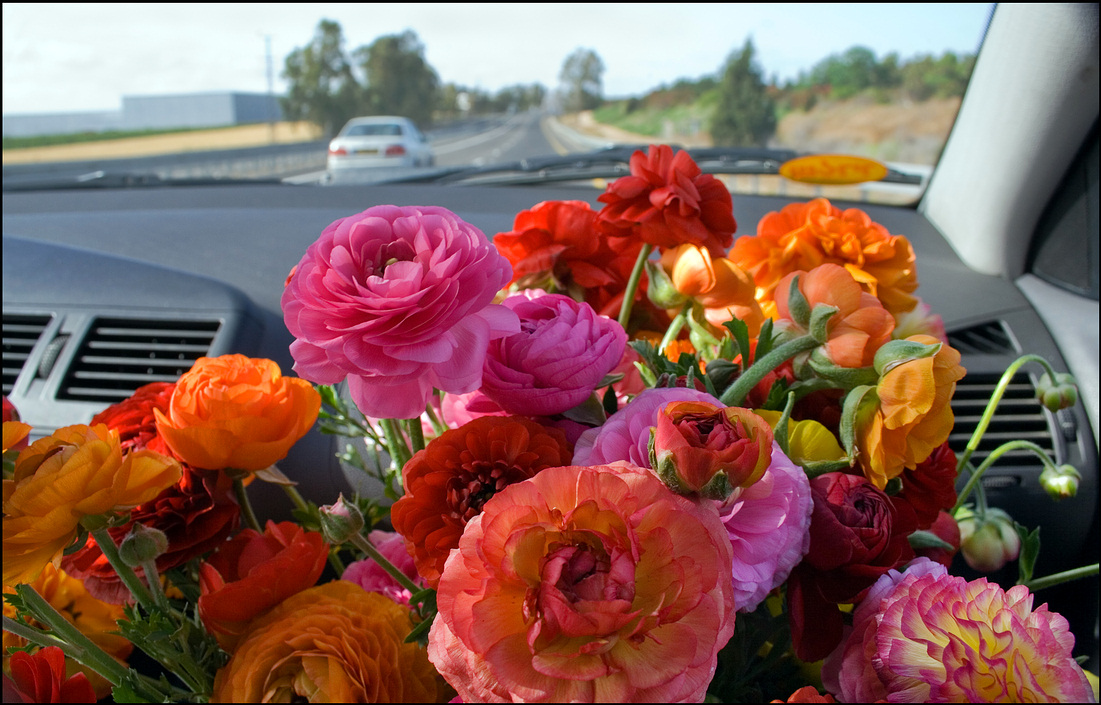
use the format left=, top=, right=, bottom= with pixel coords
left=3, top=145, right=1097, bottom=703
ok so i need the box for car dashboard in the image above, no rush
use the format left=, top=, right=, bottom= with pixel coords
left=3, top=180, right=1098, bottom=668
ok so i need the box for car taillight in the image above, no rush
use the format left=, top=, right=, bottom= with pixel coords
left=329, top=147, right=347, bottom=156
left=385, top=144, right=406, bottom=157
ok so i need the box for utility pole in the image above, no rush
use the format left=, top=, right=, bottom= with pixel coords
left=266, top=34, right=275, bottom=143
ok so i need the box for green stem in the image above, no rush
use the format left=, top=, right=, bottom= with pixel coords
left=405, top=417, right=426, bottom=455
left=282, top=483, right=310, bottom=514
left=232, top=475, right=262, bottom=532
left=328, top=547, right=347, bottom=577
left=89, top=528, right=157, bottom=613
left=347, top=532, right=421, bottom=595
left=618, top=243, right=654, bottom=330
left=954, top=440, right=1060, bottom=513
left=424, top=399, right=448, bottom=436
left=719, top=334, right=821, bottom=406
left=1025, top=563, right=1099, bottom=592
left=659, top=305, right=690, bottom=351
left=956, top=354, right=1060, bottom=475
left=139, top=559, right=172, bottom=613
left=380, top=418, right=412, bottom=471
left=7, top=587, right=172, bottom=702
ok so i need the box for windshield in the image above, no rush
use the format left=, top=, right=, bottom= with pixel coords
left=3, top=3, right=993, bottom=201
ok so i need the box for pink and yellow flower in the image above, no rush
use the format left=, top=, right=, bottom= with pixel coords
left=428, top=463, right=736, bottom=703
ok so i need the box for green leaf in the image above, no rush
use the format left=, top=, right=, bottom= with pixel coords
left=602, top=385, right=619, bottom=416
left=755, top=318, right=775, bottom=361
left=560, top=393, right=607, bottom=426
left=839, top=384, right=877, bottom=457
left=909, top=529, right=956, bottom=551
left=1015, top=523, right=1041, bottom=585
left=722, top=317, right=751, bottom=364
left=786, top=275, right=811, bottom=328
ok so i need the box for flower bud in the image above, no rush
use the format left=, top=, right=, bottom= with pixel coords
left=649, top=401, right=773, bottom=500
left=956, top=507, right=1020, bottom=572
left=118, top=523, right=169, bottom=567
left=318, top=494, right=365, bottom=545
left=1036, top=372, right=1077, bottom=412
left=1039, top=464, right=1081, bottom=501
left=644, top=259, right=688, bottom=309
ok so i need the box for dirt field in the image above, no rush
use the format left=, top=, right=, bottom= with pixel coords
left=2, top=122, right=324, bottom=165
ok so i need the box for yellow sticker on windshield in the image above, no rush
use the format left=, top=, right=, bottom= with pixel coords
left=779, top=155, right=889, bottom=185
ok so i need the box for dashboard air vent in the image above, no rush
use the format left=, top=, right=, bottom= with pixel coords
left=946, top=321, right=1018, bottom=355
left=948, top=372, right=1054, bottom=471
left=3, top=313, right=52, bottom=395
left=57, top=318, right=220, bottom=403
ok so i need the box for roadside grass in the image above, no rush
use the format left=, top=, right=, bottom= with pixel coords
left=3, top=125, right=238, bottom=150
left=594, top=92, right=717, bottom=142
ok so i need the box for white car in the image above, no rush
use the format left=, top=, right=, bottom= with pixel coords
left=326, top=116, right=435, bottom=170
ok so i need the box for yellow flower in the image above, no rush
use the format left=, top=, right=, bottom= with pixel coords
left=753, top=409, right=847, bottom=468
left=3, top=424, right=181, bottom=586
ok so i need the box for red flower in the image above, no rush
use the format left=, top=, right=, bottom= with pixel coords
left=390, top=416, right=573, bottom=588
left=3, top=647, right=96, bottom=703
left=197, top=521, right=328, bottom=650
left=787, top=472, right=917, bottom=661
left=61, top=383, right=239, bottom=604
left=895, top=442, right=958, bottom=530
left=913, top=510, right=961, bottom=567
left=597, top=144, right=737, bottom=255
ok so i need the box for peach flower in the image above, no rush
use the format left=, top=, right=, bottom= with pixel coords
left=855, top=335, right=966, bottom=487
left=154, top=355, right=319, bottom=472
left=661, top=243, right=765, bottom=334
left=731, top=198, right=918, bottom=315
left=212, top=581, right=447, bottom=702
left=428, top=463, right=735, bottom=703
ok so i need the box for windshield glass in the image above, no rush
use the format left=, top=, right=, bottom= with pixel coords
left=3, top=3, right=992, bottom=201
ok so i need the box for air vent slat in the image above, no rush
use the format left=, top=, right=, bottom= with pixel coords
left=947, top=321, right=1018, bottom=355
left=2, top=313, right=53, bottom=395
left=58, top=317, right=220, bottom=403
left=948, top=372, right=1056, bottom=471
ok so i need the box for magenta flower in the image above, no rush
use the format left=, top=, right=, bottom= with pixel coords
left=341, top=530, right=424, bottom=606
left=480, top=294, right=626, bottom=416
left=822, top=558, right=1095, bottom=703
left=573, top=387, right=723, bottom=467
left=282, top=205, right=518, bottom=419
left=718, top=443, right=813, bottom=612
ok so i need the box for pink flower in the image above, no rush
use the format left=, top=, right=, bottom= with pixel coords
left=428, top=464, right=736, bottom=703
left=718, top=444, right=813, bottom=612
left=573, top=387, right=723, bottom=467
left=822, top=559, right=1095, bottom=703
left=480, top=294, right=626, bottom=416
left=341, top=530, right=424, bottom=606
left=282, top=205, right=518, bottom=419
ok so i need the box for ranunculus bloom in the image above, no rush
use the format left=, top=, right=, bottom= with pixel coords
left=597, top=144, right=737, bottom=255
left=890, top=297, right=947, bottom=343
left=428, top=464, right=736, bottom=703
left=786, top=472, right=917, bottom=662
left=198, top=520, right=328, bottom=650
left=894, top=441, right=957, bottom=529
left=775, top=264, right=895, bottom=369
left=823, top=559, right=1095, bottom=703
left=3, top=647, right=96, bottom=704
left=493, top=200, right=644, bottom=315
left=3, top=424, right=181, bottom=586
left=481, top=294, right=626, bottom=416
left=855, top=334, right=966, bottom=488
left=62, top=384, right=239, bottom=603
left=912, top=509, right=961, bottom=567
left=718, top=443, right=813, bottom=613
left=213, top=581, right=448, bottom=703
left=341, top=530, right=425, bottom=606
left=282, top=205, right=518, bottom=419
left=154, top=355, right=319, bottom=471
left=652, top=400, right=773, bottom=497
left=751, top=410, right=847, bottom=469
left=3, top=397, right=31, bottom=453
left=730, top=197, right=918, bottom=315
left=661, top=243, right=765, bottom=334
left=770, top=686, right=838, bottom=703
left=573, top=386, right=723, bottom=468
left=3, top=563, right=132, bottom=699
left=390, top=416, right=572, bottom=587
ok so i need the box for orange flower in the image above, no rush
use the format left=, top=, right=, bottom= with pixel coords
left=3, top=425, right=181, bottom=586
left=855, top=335, right=966, bottom=487
left=661, top=243, right=765, bottom=335
left=4, top=564, right=132, bottom=699
left=731, top=198, right=918, bottom=315
left=212, top=581, right=448, bottom=703
left=775, top=264, right=895, bottom=368
left=390, top=416, right=572, bottom=587
left=154, top=355, right=320, bottom=471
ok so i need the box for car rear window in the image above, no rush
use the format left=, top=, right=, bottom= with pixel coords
left=344, top=124, right=403, bottom=137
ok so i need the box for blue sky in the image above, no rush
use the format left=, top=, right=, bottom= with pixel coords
left=2, top=3, right=993, bottom=115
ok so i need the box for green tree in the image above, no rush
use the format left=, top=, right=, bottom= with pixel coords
left=353, top=30, right=440, bottom=127
left=281, top=20, right=362, bottom=137
left=559, top=48, right=605, bottom=112
left=711, top=39, right=777, bottom=147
